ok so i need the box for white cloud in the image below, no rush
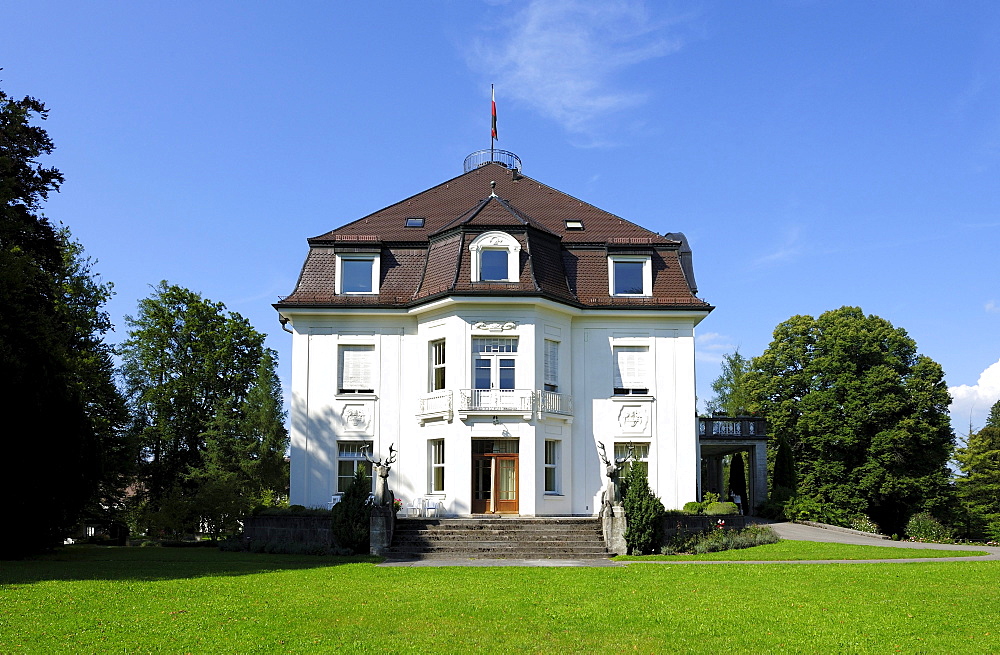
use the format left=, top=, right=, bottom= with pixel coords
left=949, top=358, right=1000, bottom=434
left=471, top=0, right=686, bottom=144
left=695, top=332, right=736, bottom=363
left=751, top=224, right=804, bottom=268
left=986, top=300, right=1000, bottom=313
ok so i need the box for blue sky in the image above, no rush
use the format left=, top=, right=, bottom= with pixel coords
left=5, top=1, right=999, bottom=434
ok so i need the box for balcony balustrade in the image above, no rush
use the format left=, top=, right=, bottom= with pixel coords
left=416, top=388, right=574, bottom=422
left=416, top=389, right=453, bottom=424
left=536, top=390, right=573, bottom=417
left=698, top=416, right=767, bottom=439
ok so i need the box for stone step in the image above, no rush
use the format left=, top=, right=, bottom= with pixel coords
left=385, top=517, right=610, bottom=560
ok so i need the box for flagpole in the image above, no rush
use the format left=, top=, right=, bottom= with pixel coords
left=491, top=84, right=496, bottom=162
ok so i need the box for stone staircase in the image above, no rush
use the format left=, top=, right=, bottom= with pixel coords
left=384, top=517, right=611, bottom=560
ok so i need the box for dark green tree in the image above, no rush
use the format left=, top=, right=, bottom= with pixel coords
left=729, top=451, right=747, bottom=501
left=331, top=465, right=371, bottom=554
left=772, top=434, right=796, bottom=491
left=746, top=307, right=955, bottom=534
left=955, top=399, right=1000, bottom=539
left=622, top=460, right=666, bottom=555
left=120, top=282, right=285, bottom=536
left=1, top=89, right=126, bottom=557
left=705, top=349, right=752, bottom=416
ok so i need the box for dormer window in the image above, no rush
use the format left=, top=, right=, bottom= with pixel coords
left=480, top=249, right=508, bottom=281
left=609, top=255, right=651, bottom=296
left=336, top=253, right=380, bottom=294
left=469, top=231, right=521, bottom=283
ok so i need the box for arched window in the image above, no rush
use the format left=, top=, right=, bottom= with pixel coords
left=469, top=231, right=521, bottom=283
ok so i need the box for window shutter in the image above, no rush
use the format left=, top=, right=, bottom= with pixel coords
left=544, top=340, right=559, bottom=386
left=614, top=346, right=648, bottom=389
left=341, top=345, right=373, bottom=390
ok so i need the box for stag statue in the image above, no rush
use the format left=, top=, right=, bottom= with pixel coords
left=597, top=441, right=634, bottom=508
left=363, top=443, right=397, bottom=507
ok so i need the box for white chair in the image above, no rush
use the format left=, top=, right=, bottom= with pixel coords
left=327, top=494, right=343, bottom=510
left=405, top=497, right=424, bottom=518
left=424, top=497, right=442, bottom=518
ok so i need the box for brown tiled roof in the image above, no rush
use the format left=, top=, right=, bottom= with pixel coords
left=277, top=163, right=712, bottom=312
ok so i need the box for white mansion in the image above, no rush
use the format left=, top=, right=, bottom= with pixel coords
left=276, top=153, right=714, bottom=516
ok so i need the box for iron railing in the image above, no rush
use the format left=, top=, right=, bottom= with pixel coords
left=463, top=149, right=522, bottom=173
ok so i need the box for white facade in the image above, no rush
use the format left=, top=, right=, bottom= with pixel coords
left=283, top=298, right=706, bottom=515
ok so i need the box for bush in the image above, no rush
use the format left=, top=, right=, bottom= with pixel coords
left=705, top=502, right=739, bottom=516
left=905, top=512, right=951, bottom=542
left=783, top=495, right=826, bottom=522
left=849, top=515, right=881, bottom=534
left=758, top=486, right=795, bottom=520
left=682, top=502, right=704, bottom=515
left=622, top=464, right=666, bottom=555
left=331, top=467, right=371, bottom=554
left=666, top=524, right=780, bottom=555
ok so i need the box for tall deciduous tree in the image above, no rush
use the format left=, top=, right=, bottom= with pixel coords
left=120, top=282, right=287, bottom=535
left=746, top=307, right=955, bottom=534
left=955, top=399, right=1000, bottom=539
left=1, top=89, right=126, bottom=557
left=705, top=349, right=752, bottom=416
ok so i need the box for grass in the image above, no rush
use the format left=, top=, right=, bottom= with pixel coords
left=614, top=540, right=988, bottom=561
left=2, top=545, right=1000, bottom=653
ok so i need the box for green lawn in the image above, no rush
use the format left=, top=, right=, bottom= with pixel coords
left=615, top=540, right=988, bottom=561
left=3, top=545, right=1000, bottom=653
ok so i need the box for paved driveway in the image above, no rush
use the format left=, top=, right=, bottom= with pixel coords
left=380, top=521, right=1000, bottom=566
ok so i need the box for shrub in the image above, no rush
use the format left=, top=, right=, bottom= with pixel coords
left=702, top=491, right=720, bottom=505
left=667, top=524, right=780, bottom=555
left=849, top=514, right=881, bottom=534
left=622, top=464, right=666, bottom=555
left=705, top=502, right=739, bottom=516
left=682, top=502, right=703, bottom=515
left=783, top=494, right=826, bottom=522
left=905, top=512, right=951, bottom=542
left=758, top=486, right=795, bottom=519
left=331, top=467, right=372, bottom=554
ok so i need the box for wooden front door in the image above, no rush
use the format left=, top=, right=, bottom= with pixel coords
left=471, top=447, right=519, bottom=514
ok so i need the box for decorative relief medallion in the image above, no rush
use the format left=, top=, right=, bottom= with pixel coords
left=618, top=405, right=649, bottom=434
left=341, top=405, right=371, bottom=432
left=472, top=321, right=518, bottom=332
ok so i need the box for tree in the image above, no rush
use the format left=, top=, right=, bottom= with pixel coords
left=120, top=282, right=286, bottom=536
left=1, top=88, right=126, bottom=557
left=705, top=349, right=752, bottom=416
left=955, top=399, right=1000, bottom=539
left=622, top=460, right=666, bottom=555
left=745, top=307, right=955, bottom=534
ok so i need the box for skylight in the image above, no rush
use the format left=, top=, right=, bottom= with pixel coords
left=565, top=220, right=584, bottom=230
left=405, top=217, right=425, bottom=228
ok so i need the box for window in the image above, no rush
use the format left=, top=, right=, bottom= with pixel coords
left=405, top=217, right=425, bottom=228
left=430, top=340, right=446, bottom=391
left=339, top=345, right=374, bottom=394
left=469, top=231, right=521, bottom=282
left=336, top=254, right=380, bottom=294
left=564, top=219, right=584, bottom=230
left=472, top=337, right=518, bottom=390
left=337, top=441, right=373, bottom=492
left=544, top=440, right=560, bottom=493
left=480, top=249, right=508, bottom=281
left=543, top=340, right=559, bottom=392
left=608, top=255, right=651, bottom=296
left=430, top=439, right=445, bottom=492
left=613, top=345, right=649, bottom=395
left=615, top=442, right=649, bottom=479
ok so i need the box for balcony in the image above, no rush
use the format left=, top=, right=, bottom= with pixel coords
left=698, top=416, right=767, bottom=439
left=536, top=390, right=573, bottom=420
left=416, top=389, right=453, bottom=425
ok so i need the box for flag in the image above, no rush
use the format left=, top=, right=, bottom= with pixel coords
left=491, top=85, right=498, bottom=140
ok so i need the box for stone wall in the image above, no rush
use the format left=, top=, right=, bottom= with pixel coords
left=242, top=515, right=333, bottom=548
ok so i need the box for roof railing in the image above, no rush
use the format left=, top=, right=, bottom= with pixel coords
left=464, top=149, right=522, bottom=173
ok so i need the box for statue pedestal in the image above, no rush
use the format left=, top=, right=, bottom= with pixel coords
left=370, top=504, right=395, bottom=556
left=601, top=504, right=627, bottom=555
